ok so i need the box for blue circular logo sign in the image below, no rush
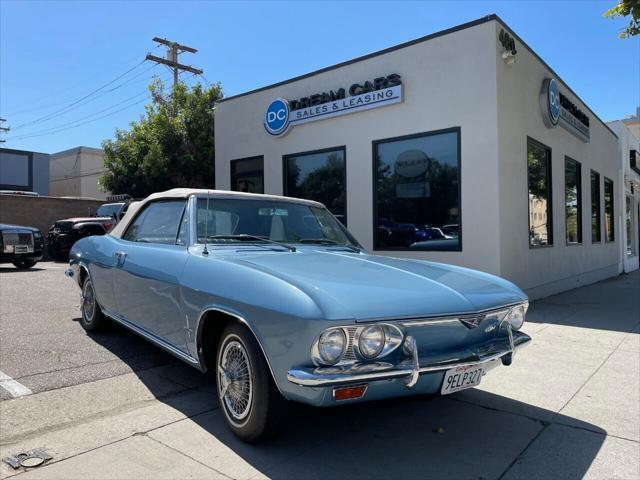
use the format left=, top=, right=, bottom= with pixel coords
left=264, top=98, right=290, bottom=136
left=547, top=78, right=560, bottom=125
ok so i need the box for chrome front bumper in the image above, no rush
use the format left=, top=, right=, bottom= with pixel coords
left=287, top=328, right=531, bottom=388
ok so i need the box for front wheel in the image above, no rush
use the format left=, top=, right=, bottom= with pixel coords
left=13, top=259, right=37, bottom=269
left=216, top=323, right=285, bottom=442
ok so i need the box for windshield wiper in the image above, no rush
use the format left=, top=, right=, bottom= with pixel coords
left=298, top=238, right=361, bottom=253
left=206, top=234, right=296, bottom=252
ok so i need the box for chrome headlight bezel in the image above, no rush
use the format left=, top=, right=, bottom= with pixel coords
left=505, top=302, right=528, bottom=331
left=311, top=323, right=404, bottom=366
left=312, top=328, right=347, bottom=366
left=356, top=325, right=385, bottom=359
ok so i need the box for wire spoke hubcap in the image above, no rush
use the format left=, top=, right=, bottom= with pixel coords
left=82, top=281, right=96, bottom=321
left=218, top=340, right=252, bottom=421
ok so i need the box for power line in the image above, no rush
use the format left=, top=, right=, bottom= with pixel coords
left=51, top=170, right=105, bottom=182
left=10, top=59, right=148, bottom=131
left=1, top=47, right=162, bottom=117
left=146, top=37, right=202, bottom=88
left=10, top=90, right=152, bottom=138
left=7, top=96, right=150, bottom=140
left=8, top=63, right=159, bottom=125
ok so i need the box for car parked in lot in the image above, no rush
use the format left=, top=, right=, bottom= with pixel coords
left=0, top=223, right=44, bottom=269
left=47, top=217, right=114, bottom=260
left=65, top=189, right=531, bottom=442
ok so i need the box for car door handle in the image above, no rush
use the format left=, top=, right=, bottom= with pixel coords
left=115, top=251, right=128, bottom=258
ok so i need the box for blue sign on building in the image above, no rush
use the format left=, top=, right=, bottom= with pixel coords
left=264, top=98, right=290, bottom=136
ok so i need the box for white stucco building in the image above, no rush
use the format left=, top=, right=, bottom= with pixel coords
left=215, top=14, right=620, bottom=299
left=607, top=119, right=640, bottom=273
left=49, top=146, right=108, bottom=200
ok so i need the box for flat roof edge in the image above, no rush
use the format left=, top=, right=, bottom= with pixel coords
left=219, top=13, right=616, bottom=140
left=218, top=14, right=498, bottom=103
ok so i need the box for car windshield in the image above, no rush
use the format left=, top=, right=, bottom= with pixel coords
left=196, top=198, right=358, bottom=248
left=97, top=204, right=122, bottom=217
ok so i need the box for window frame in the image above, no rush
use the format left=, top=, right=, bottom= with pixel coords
left=122, top=199, right=188, bottom=246
left=590, top=169, right=601, bottom=243
left=527, top=137, right=554, bottom=249
left=604, top=177, right=615, bottom=243
left=230, top=155, right=264, bottom=194
left=372, top=127, right=462, bottom=252
left=282, top=145, right=347, bottom=225
left=564, top=156, right=583, bottom=245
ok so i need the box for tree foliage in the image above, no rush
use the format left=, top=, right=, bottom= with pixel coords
left=100, top=78, right=223, bottom=198
left=604, top=0, right=640, bottom=37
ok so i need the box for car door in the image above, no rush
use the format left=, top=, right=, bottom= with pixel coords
left=112, top=199, right=190, bottom=351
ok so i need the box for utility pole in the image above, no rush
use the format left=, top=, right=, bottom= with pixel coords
left=0, top=118, right=9, bottom=144
left=146, top=38, right=203, bottom=88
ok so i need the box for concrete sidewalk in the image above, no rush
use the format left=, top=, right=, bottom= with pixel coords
left=1, top=271, right=638, bottom=480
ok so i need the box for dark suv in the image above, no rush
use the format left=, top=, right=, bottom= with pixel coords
left=0, top=223, right=44, bottom=269
left=47, top=217, right=114, bottom=260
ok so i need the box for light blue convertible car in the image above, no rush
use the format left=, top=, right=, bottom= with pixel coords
left=66, top=188, right=531, bottom=442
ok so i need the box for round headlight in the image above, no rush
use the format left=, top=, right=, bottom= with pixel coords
left=318, top=329, right=346, bottom=365
left=358, top=325, right=385, bottom=359
left=508, top=305, right=525, bottom=330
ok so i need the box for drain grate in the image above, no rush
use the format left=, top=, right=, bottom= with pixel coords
left=3, top=448, right=52, bottom=470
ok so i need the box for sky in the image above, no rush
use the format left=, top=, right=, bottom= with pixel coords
left=1, top=0, right=638, bottom=154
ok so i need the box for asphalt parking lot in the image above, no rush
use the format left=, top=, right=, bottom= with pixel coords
left=0, top=261, right=638, bottom=480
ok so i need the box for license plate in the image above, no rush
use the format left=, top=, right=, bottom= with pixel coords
left=14, top=245, right=29, bottom=254
left=441, top=364, right=484, bottom=394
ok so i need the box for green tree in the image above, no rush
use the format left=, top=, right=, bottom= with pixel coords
left=100, top=78, right=223, bottom=198
left=604, top=0, right=640, bottom=38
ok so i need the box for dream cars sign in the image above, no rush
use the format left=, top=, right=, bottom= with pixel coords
left=264, top=74, right=403, bottom=136
left=540, top=77, right=590, bottom=142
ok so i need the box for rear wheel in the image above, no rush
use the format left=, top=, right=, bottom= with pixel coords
left=13, top=259, right=37, bottom=269
left=216, top=323, right=285, bottom=442
left=80, top=276, right=107, bottom=332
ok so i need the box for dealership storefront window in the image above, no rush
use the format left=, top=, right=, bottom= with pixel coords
left=591, top=170, right=601, bottom=242
left=626, top=195, right=635, bottom=255
left=604, top=177, right=614, bottom=242
left=373, top=128, right=460, bottom=251
left=231, top=156, right=264, bottom=193
left=283, top=147, right=346, bottom=224
left=565, top=157, right=582, bottom=244
left=528, top=138, right=553, bottom=247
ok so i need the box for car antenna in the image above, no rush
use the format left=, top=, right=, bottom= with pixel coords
left=203, top=190, right=210, bottom=256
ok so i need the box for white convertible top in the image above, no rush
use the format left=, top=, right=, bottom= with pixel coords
left=109, top=188, right=324, bottom=239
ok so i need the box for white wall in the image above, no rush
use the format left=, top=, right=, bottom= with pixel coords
left=216, top=21, right=502, bottom=275
left=50, top=150, right=81, bottom=197
left=50, top=147, right=106, bottom=199
left=607, top=120, right=640, bottom=273
left=495, top=21, right=620, bottom=298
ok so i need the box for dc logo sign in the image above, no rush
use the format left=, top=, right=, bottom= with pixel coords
left=547, top=78, right=560, bottom=125
left=264, top=98, right=290, bottom=136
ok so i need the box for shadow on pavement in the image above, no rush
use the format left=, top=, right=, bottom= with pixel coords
left=87, top=322, right=608, bottom=480
left=0, top=266, right=46, bottom=273
left=526, top=271, right=640, bottom=333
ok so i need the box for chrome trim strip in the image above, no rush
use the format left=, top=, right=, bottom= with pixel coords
left=102, top=308, right=200, bottom=367
left=358, top=303, right=525, bottom=325
left=287, top=334, right=531, bottom=387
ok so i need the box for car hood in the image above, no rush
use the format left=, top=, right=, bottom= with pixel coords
left=232, top=250, right=526, bottom=320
